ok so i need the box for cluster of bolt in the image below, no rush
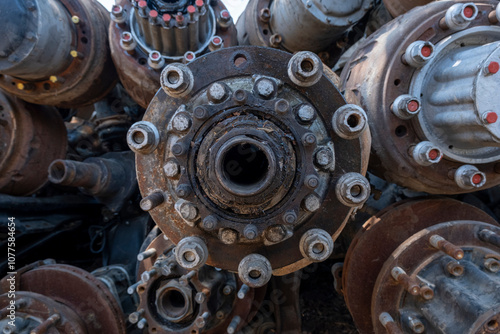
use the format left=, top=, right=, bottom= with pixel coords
left=127, top=241, right=248, bottom=333
left=254, top=7, right=284, bottom=48
left=388, top=2, right=494, bottom=190
left=14, top=14, right=84, bottom=93
left=114, top=0, right=229, bottom=68
left=127, top=51, right=371, bottom=287
left=378, top=228, right=500, bottom=334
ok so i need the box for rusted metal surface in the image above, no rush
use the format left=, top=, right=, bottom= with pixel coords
left=0, top=262, right=126, bottom=334
left=109, top=0, right=238, bottom=108
left=343, top=198, right=499, bottom=333
left=382, top=0, right=434, bottom=18
left=0, top=91, right=67, bottom=196
left=0, top=291, right=87, bottom=333
left=341, top=0, right=500, bottom=194
left=129, top=46, right=371, bottom=281
left=0, top=0, right=117, bottom=108
left=133, top=233, right=264, bottom=333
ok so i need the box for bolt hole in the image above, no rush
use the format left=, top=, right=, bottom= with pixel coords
left=249, top=270, right=261, bottom=279
left=347, top=114, right=360, bottom=128
left=312, top=243, right=325, bottom=254
left=460, top=42, right=465, bottom=47
left=449, top=145, right=454, bottom=150
left=167, top=71, right=180, bottom=84
left=43, top=83, right=50, bottom=90
left=487, top=320, right=499, bottom=331
left=300, top=59, right=314, bottom=72
left=394, top=79, right=401, bottom=86
left=234, top=54, right=247, bottom=68
left=82, top=30, right=86, bottom=35
left=132, top=130, right=145, bottom=144
left=151, top=328, right=157, bottom=333
left=138, top=285, right=146, bottom=293
left=81, top=37, right=88, bottom=44
left=422, top=289, right=434, bottom=299
left=138, top=58, right=147, bottom=65
left=395, top=125, right=407, bottom=137
left=350, top=185, right=362, bottom=197
left=263, top=29, right=268, bottom=35
left=0, top=105, right=4, bottom=111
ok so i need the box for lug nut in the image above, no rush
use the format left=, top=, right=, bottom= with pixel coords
left=140, top=192, right=165, bottom=211
left=220, top=228, right=238, bottom=244
left=406, top=316, right=425, bottom=334
left=172, top=112, right=192, bottom=132
left=454, top=165, right=486, bottom=189
left=300, top=228, right=334, bottom=262
left=209, top=35, right=223, bottom=51
left=297, top=104, right=316, bottom=123
left=288, top=51, right=323, bottom=87
left=391, top=267, right=420, bottom=295
left=265, top=225, right=287, bottom=243
left=443, top=3, right=478, bottom=30
left=217, top=9, right=232, bottom=28
left=207, top=82, right=228, bottom=103
left=164, top=160, right=180, bottom=178
left=127, top=121, right=160, bottom=154
left=254, top=78, right=275, bottom=99
left=175, top=200, right=199, bottom=225
left=379, top=312, right=403, bottom=334
left=111, top=5, right=125, bottom=23
left=259, top=8, right=270, bottom=22
left=269, top=34, right=282, bottom=48
left=482, top=111, right=498, bottom=124
left=403, top=41, right=435, bottom=68
left=175, top=236, right=209, bottom=270
left=445, top=260, right=465, bottom=277
left=392, top=95, right=421, bottom=119
left=148, top=51, right=165, bottom=70
left=302, top=193, right=321, bottom=212
left=120, top=32, right=137, bottom=51
left=429, top=234, right=464, bottom=260
left=238, top=254, right=272, bottom=288
left=332, top=104, right=368, bottom=140
left=314, top=147, right=335, bottom=168
left=420, top=285, right=434, bottom=300
left=412, top=141, right=443, bottom=166
left=335, top=172, right=370, bottom=207
left=243, top=224, right=258, bottom=240
left=183, top=51, right=196, bottom=63
left=161, top=63, right=194, bottom=97
left=484, top=258, right=500, bottom=273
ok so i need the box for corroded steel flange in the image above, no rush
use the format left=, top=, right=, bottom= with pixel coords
left=343, top=198, right=499, bottom=334
left=129, top=46, right=371, bottom=282
left=341, top=0, right=500, bottom=194
left=134, top=233, right=264, bottom=333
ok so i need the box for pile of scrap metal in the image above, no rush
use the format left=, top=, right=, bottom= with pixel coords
left=0, top=0, right=499, bottom=333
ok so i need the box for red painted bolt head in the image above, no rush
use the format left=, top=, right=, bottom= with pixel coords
left=138, top=1, right=147, bottom=8
left=428, top=149, right=440, bottom=160
left=485, top=112, right=498, bottom=124
left=407, top=100, right=419, bottom=112
left=176, top=13, right=184, bottom=22
left=122, top=32, right=131, bottom=41
left=488, top=61, right=499, bottom=74
left=151, top=52, right=160, bottom=60
left=149, top=10, right=158, bottom=18
left=186, top=52, right=194, bottom=60
left=463, top=5, right=474, bottom=18
left=420, top=45, right=432, bottom=58
left=187, top=5, right=196, bottom=14
left=195, top=0, right=204, bottom=7
left=112, top=5, right=121, bottom=14
left=212, top=37, right=222, bottom=44
left=472, top=173, right=483, bottom=185
left=221, top=10, right=230, bottom=18
left=163, top=14, right=171, bottom=22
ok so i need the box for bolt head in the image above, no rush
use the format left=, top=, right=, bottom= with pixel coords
left=297, top=104, right=316, bottom=123
left=315, top=148, right=334, bottom=167
left=282, top=211, right=297, bottom=224
left=243, top=225, right=258, bottom=240
left=164, top=160, right=180, bottom=178
left=265, top=225, right=287, bottom=243
left=127, top=121, right=160, bottom=154
left=202, top=215, right=218, bottom=230
left=303, top=193, right=321, bottom=212
left=288, top=51, right=323, bottom=87
left=172, top=113, right=192, bottom=132
left=161, top=63, right=194, bottom=97
left=207, top=82, right=227, bottom=103
left=220, top=228, right=238, bottom=244
left=255, top=78, right=275, bottom=98
left=275, top=99, right=290, bottom=114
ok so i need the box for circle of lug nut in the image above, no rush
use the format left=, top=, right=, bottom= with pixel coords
left=175, top=236, right=209, bottom=270
left=127, top=121, right=160, bottom=154
left=161, top=63, right=194, bottom=98
left=238, top=254, right=272, bottom=288
left=412, top=141, right=443, bottom=166
left=335, top=172, right=370, bottom=207
left=392, top=94, right=421, bottom=119
left=299, top=228, right=334, bottom=262
left=403, top=41, right=435, bottom=68
left=444, top=3, right=478, bottom=31
left=331, top=104, right=368, bottom=140
left=287, top=51, right=323, bottom=87
left=120, top=31, right=137, bottom=51
left=454, top=165, right=486, bottom=189
left=207, top=82, right=228, bottom=103
left=148, top=51, right=165, bottom=70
